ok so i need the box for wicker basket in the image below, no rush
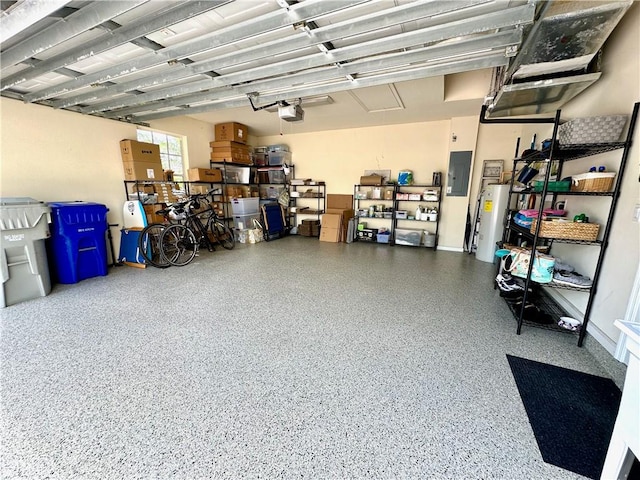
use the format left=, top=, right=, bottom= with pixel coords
left=557, top=115, right=627, bottom=144
left=531, top=219, right=599, bottom=241
left=571, top=172, right=616, bottom=192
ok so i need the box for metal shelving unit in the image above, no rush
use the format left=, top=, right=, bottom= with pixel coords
left=290, top=182, right=325, bottom=233
left=392, top=183, right=442, bottom=249
left=353, top=184, right=395, bottom=243
left=483, top=102, right=639, bottom=346
left=351, top=183, right=442, bottom=248
left=209, top=160, right=258, bottom=223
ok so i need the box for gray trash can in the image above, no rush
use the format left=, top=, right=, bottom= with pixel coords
left=0, top=198, right=52, bottom=307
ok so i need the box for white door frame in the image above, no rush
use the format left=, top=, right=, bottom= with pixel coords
left=615, top=262, right=640, bottom=364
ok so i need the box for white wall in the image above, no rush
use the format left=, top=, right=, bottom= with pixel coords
left=0, top=98, right=135, bottom=217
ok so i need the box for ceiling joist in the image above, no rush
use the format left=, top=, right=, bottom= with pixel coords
left=82, top=5, right=534, bottom=117
left=0, top=0, right=541, bottom=124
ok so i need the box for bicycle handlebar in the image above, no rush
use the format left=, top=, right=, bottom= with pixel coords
left=154, top=190, right=221, bottom=218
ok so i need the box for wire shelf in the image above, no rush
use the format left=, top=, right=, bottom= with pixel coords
left=504, top=289, right=578, bottom=334
left=554, top=142, right=627, bottom=161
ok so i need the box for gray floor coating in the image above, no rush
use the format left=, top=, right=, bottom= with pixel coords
left=1, top=236, right=614, bottom=479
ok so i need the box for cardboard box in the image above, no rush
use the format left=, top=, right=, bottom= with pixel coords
left=189, top=184, right=210, bottom=195
left=326, top=208, right=354, bottom=240
left=320, top=211, right=354, bottom=243
left=211, top=202, right=225, bottom=217
left=210, top=140, right=251, bottom=152
left=122, top=161, right=163, bottom=181
left=501, top=171, right=513, bottom=184
left=155, top=182, right=179, bottom=204
left=131, top=184, right=155, bottom=194
left=321, top=213, right=342, bottom=229
left=319, top=227, right=340, bottom=243
left=156, top=192, right=179, bottom=204
left=214, top=122, right=248, bottom=144
left=360, top=174, right=384, bottom=186
left=298, top=224, right=312, bottom=236
left=225, top=185, right=251, bottom=199
left=298, top=222, right=320, bottom=237
left=210, top=152, right=253, bottom=164
left=188, top=168, right=222, bottom=182
left=143, top=204, right=166, bottom=224
left=327, top=194, right=353, bottom=210
left=120, top=139, right=161, bottom=163
left=210, top=140, right=252, bottom=164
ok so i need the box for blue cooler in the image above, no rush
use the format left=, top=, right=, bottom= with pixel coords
left=48, top=202, right=109, bottom=284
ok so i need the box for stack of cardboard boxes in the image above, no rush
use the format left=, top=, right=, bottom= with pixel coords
left=120, top=139, right=180, bottom=225
left=319, top=194, right=354, bottom=243
left=298, top=219, right=320, bottom=237
left=120, top=139, right=164, bottom=181
left=210, top=122, right=252, bottom=164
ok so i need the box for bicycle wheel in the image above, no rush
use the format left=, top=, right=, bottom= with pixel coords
left=210, top=221, right=235, bottom=250
left=138, top=223, right=171, bottom=268
left=160, top=224, right=198, bottom=266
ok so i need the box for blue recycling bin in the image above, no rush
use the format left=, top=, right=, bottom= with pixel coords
left=48, top=202, right=109, bottom=284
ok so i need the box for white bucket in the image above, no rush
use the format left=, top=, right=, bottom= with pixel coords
left=424, top=233, right=436, bottom=248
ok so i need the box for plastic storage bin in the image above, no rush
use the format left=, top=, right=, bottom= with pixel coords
left=231, top=197, right=259, bottom=215
left=223, top=165, right=251, bottom=184
left=395, top=228, right=423, bottom=246
left=48, top=202, right=109, bottom=284
left=233, top=213, right=261, bottom=230
left=268, top=150, right=292, bottom=166
left=0, top=197, right=52, bottom=307
left=260, top=185, right=285, bottom=200
left=268, top=170, right=286, bottom=183
left=267, top=144, right=289, bottom=152
left=423, top=233, right=437, bottom=248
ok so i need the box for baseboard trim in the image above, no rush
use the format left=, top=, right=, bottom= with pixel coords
left=437, top=246, right=464, bottom=252
left=544, top=287, right=617, bottom=355
left=585, top=321, right=618, bottom=355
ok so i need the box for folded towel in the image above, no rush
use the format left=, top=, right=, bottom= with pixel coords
left=518, top=208, right=567, bottom=218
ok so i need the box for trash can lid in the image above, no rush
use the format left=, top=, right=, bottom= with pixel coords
left=0, top=197, right=44, bottom=206
left=47, top=201, right=107, bottom=208
left=0, top=197, right=51, bottom=231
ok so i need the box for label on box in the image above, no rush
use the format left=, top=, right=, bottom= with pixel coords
left=122, top=161, right=163, bottom=181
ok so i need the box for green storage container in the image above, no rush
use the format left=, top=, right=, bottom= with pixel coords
left=533, top=181, right=571, bottom=192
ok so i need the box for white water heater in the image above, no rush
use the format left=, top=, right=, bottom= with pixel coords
left=476, top=184, right=511, bottom=263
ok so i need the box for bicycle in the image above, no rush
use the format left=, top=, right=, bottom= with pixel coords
left=160, top=191, right=235, bottom=266
left=137, top=198, right=190, bottom=269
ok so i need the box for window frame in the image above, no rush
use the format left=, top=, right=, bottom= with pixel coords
left=136, top=128, right=186, bottom=185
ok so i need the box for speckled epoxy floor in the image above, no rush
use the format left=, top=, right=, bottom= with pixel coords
left=1, top=237, right=608, bottom=479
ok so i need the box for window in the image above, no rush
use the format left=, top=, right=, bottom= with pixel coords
left=137, top=129, right=185, bottom=183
